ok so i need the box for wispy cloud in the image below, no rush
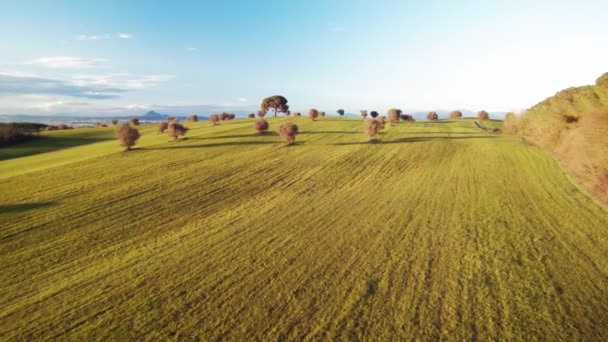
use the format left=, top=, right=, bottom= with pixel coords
left=76, top=34, right=110, bottom=41
left=27, top=57, right=108, bottom=68
left=0, top=72, right=125, bottom=99
left=71, top=73, right=174, bottom=90
left=118, top=33, right=132, bottom=39
left=237, top=98, right=248, bottom=103
left=187, top=47, right=199, bottom=52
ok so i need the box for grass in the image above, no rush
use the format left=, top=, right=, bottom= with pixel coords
left=1, top=117, right=607, bottom=340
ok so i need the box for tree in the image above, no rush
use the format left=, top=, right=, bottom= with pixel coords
left=427, top=112, right=439, bottom=120
left=248, top=113, right=255, bottom=119
left=257, top=110, right=266, bottom=118
left=365, top=119, right=381, bottom=141
left=308, top=109, right=319, bottom=121
left=477, top=110, right=490, bottom=120
left=319, top=111, right=326, bottom=117
left=130, top=117, right=140, bottom=126
left=228, top=113, right=236, bottom=120
left=370, top=111, right=379, bottom=118
left=167, top=121, right=189, bottom=140
left=158, top=121, right=168, bottom=133
left=210, top=114, right=220, bottom=125
left=294, top=112, right=302, bottom=116
left=376, top=116, right=386, bottom=130
left=188, top=114, right=198, bottom=122
left=450, top=110, right=463, bottom=119
left=337, top=109, right=345, bottom=118
left=167, top=116, right=176, bottom=122
left=388, top=108, right=402, bottom=125
left=115, top=123, right=140, bottom=151
left=111, top=119, right=118, bottom=125
left=285, top=110, right=291, bottom=116
left=220, top=112, right=230, bottom=120
left=400, top=114, right=414, bottom=121
left=261, top=95, right=289, bottom=117
left=360, top=110, right=368, bottom=119
left=278, top=123, right=299, bottom=145
left=254, top=120, right=269, bottom=134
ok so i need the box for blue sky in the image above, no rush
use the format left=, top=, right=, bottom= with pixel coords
left=1, top=0, right=607, bottom=116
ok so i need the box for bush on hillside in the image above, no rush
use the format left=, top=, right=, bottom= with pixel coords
left=167, top=116, right=176, bottom=122
left=388, top=108, right=402, bottom=125
left=130, top=118, right=140, bottom=126
left=360, top=110, right=368, bottom=119
left=158, top=121, right=169, bottom=133
left=370, top=111, right=379, bottom=118
left=400, top=114, right=415, bottom=121
left=210, top=114, right=220, bottom=125
left=254, top=120, right=269, bottom=134
left=188, top=115, right=198, bottom=122
left=278, top=123, right=299, bottom=145
left=111, top=119, right=118, bottom=125
left=308, top=109, right=319, bottom=121
left=337, top=109, right=344, bottom=117
left=427, top=112, right=438, bottom=120
left=450, top=110, right=463, bottom=119
left=257, top=110, right=266, bottom=118
left=477, top=110, right=490, bottom=120
left=115, top=123, right=140, bottom=151
left=364, top=119, right=381, bottom=141
left=294, top=112, right=302, bottom=116
left=248, top=113, right=255, bottom=119
left=319, top=111, right=326, bottom=117
left=167, top=122, right=189, bottom=140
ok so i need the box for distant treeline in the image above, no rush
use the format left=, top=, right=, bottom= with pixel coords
left=0, top=123, right=48, bottom=147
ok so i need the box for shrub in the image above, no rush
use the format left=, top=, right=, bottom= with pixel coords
left=95, top=122, right=107, bottom=127
left=477, top=110, right=490, bottom=120
left=596, top=72, right=608, bottom=87
left=285, top=111, right=291, bottom=116
left=337, top=109, right=345, bottom=117
left=167, top=116, right=176, bottom=122
left=320, top=111, right=326, bottom=117
left=377, top=117, right=386, bottom=130
left=115, top=123, right=140, bottom=151
left=364, top=119, right=381, bottom=141
left=188, top=114, right=198, bottom=122
left=370, top=111, right=379, bottom=118
left=111, top=119, right=118, bottom=125
left=130, top=118, right=140, bottom=126
left=427, top=112, right=439, bottom=120
left=248, top=113, right=255, bottom=119
left=257, top=110, right=266, bottom=118
left=400, top=114, right=414, bottom=121
left=158, top=121, right=169, bottom=133
left=261, top=95, right=289, bottom=117
left=561, top=114, right=579, bottom=123
left=58, top=124, right=72, bottom=130
left=450, top=110, right=463, bottom=119
left=360, top=110, right=368, bottom=119
left=228, top=113, right=236, bottom=120
left=254, top=120, right=269, bottom=133
left=220, top=112, right=230, bottom=120
left=308, top=109, right=319, bottom=121
left=388, top=108, right=402, bottom=125
left=278, top=123, right=299, bottom=145
left=210, top=114, right=220, bottom=125
left=167, top=122, right=189, bottom=140
left=294, top=112, right=302, bottom=116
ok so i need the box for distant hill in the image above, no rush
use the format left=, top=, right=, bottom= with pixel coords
left=507, top=72, right=608, bottom=204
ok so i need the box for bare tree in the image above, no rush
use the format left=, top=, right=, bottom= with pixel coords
left=115, top=123, right=140, bottom=151
left=254, top=120, right=269, bottom=134
left=167, top=122, right=189, bottom=140
left=308, top=109, right=319, bottom=121
left=278, top=123, right=299, bottom=145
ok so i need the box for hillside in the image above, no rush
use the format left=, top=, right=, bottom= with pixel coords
left=1, top=118, right=608, bottom=340
left=506, top=72, right=608, bottom=204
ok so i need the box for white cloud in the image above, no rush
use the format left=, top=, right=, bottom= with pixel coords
left=27, top=57, right=108, bottom=68
left=118, top=33, right=132, bottom=39
left=187, top=47, right=198, bottom=52
left=237, top=98, right=248, bottom=102
left=71, top=73, right=174, bottom=90
left=76, top=34, right=110, bottom=41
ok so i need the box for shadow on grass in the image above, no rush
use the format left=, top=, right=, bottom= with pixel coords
left=187, top=132, right=280, bottom=140
left=0, top=201, right=55, bottom=215
left=0, top=135, right=115, bottom=161
left=145, top=141, right=278, bottom=150
left=333, top=135, right=496, bottom=146
left=303, top=131, right=360, bottom=134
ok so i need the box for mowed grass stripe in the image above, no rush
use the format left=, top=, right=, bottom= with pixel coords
left=1, top=118, right=607, bottom=340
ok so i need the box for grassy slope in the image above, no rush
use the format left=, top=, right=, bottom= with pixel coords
left=0, top=127, right=119, bottom=161
left=1, top=118, right=607, bottom=340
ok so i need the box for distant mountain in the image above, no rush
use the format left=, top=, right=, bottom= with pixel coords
left=142, top=111, right=165, bottom=119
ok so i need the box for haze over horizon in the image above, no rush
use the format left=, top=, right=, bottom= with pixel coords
left=1, top=0, right=608, bottom=116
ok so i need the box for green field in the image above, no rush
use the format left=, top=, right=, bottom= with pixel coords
left=1, top=118, right=607, bottom=340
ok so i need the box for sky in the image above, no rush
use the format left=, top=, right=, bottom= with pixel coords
left=1, top=0, right=607, bottom=116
